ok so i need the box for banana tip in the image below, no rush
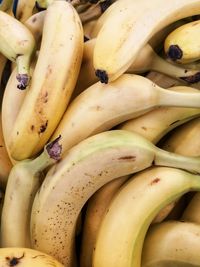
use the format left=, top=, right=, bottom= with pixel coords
left=16, top=74, right=29, bottom=90
left=180, top=71, right=200, bottom=83
left=46, top=135, right=62, bottom=161
left=95, top=69, right=108, bottom=84
left=167, top=45, right=183, bottom=61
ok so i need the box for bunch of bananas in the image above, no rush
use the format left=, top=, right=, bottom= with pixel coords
left=0, top=0, right=200, bottom=267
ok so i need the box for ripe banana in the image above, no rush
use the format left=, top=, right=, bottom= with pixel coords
left=0, top=10, right=35, bottom=89
left=52, top=74, right=200, bottom=155
left=15, top=0, right=36, bottom=22
left=93, top=0, right=200, bottom=83
left=119, top=86, right=200, bottom=144
left=93, top=167, right=200, bottom=267
left=83, top=19, right=98, bottom=40
left=80, top=175, right=129, bottom=267
left=164, top=19, right=200, bottom=64
left=142, top=220, right=200, bottom=267
left=0, top=247, right=64, bottom=267
left=31, top=129, right=200, bottom=266
left=160, top=117, right=200, bottom=224
left=163, top=117, right=200, bottom=156
left=73, top=39, right=200, bottom=99
left=1, top=136, right=62, bottom=248
left=2, top=59, right=36, bottom=164
left=7, top=0, right=84, bottom=161
left=0, top=112, right=12, bottom=188
left=0, top=0, right=13, bottom=12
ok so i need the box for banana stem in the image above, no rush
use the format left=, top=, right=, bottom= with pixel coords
left=154, top=147, right=200, bottom=174
left=16, top=54, right=32, bottom=89
left=152, top=54, right=200, bottom=82
left=157, top=87, right=200, bottom=108
left=26, top=135, right=62, bottom=174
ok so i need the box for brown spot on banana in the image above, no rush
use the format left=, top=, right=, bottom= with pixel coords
left=118, top=155, right=136, bottom=161
left=6, top=253, right=25, bottom=266
left=150, top=177, right=161, bottom=185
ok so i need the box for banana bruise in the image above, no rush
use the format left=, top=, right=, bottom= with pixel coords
left=119, top=86, right=200, bottom=145
left=80, top=175, right=129, bottom=267
left=52, top=74, right=200, bottom=155
left=93, top=167, right=200, bottom=267
left=31, top=130, right=200, bottom=267
left=0, top=10, right=35, bottom=89
left=0, top=248, right=64, bottom=267
left=1, top=136, right=62, bottom=248
left=93, top=0, right=200, bottom=83
left=8, top=0, right=84, bottom=161
left=142, top=220, right=200, bottom=267
left=164, top=19, right=200, bottom=64
left=73, top=39, right=199, bottom=100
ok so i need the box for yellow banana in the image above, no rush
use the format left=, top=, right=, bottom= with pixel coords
left=93, top=0, right=200, bottom=83
left=80, top=175, right=129, bottom=267
left=119, top=86, right=200, bottom=144
left=164, top=19, right=200, bottom=64
left=80, top=87, right=200, bottom=267
left=31, top=129, right=200, bottom=266
left=0, top=0, right=13, bottom=12
left=161, top=117, right=200, bottom=224
left=7, top=0, right=84, bottom=161
left=73, top=39, right=200, bottom=99
left=93, top=167, right=200, bottom=267
left=15, top=0, right=36, bottom=22
left=142, top=220, right=200, bottom=267
left=1, top=136, right=61, bottom=248
left=83, top=19, right=97, bottom=39
left=0, top=112, right=12, bottom=188
left=0, top=10, right=35, bottom=89
left=0, top=247, right=64, bottom=267
left=52, top=74, right=200, bottom=155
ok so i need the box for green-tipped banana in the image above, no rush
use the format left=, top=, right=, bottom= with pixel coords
left=164, top=19, right=200, bottom=64
left=0, top=10, right=35, bottom=89
left=31, top=130, right=200, bottom=267
left=93, top=167, right=200, bottom=267
left=52, top=74, right=200, bottom=155
left=142, top=220, right=200, bottom=267
left=1, top=136, right=62, bottom=248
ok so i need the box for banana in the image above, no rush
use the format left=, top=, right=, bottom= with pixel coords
left=164, top=19, right=200, bottom=64
left=2, top=59, right=36, bottom=164
left=15, top=0, right=36, bottom=22
left=162, top=117, right=200, bottom=156
left=93, top=0, right=200, bottom=83
left=73, top=39, right=200, bottom=99
left=52, top=74, right=200, bottom=155
left=83, top=19, right=97, bottom=40
left=0, top=247, right=64, bottom=267
left=160, top=117, right=200, bottom=223
left=119, top=86, right=200, bottom=145
left=80, top=175, right=129, bottom=267
left=0, top=10, right=35, bottom=89
left=0, top=136, right=62, bottom=248
left=0, top=0, right=13, bottom=12
left=30, top=129, right=200, bottom=266
left=0, top=112, right=12, bottom=188
left=7, top=0, right=84, bottom=161
left=142, top=220, right=200, bottom=267
left=92, top=167, right=200, bottom=267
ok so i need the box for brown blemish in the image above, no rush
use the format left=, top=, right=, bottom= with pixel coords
left=6, top=253, right=25, bottom=266
left=32, top=17, right=37, bottom=23
left=31, top=125, right=35, bottom=131
left=141, top=126, right=147, bottom=130
left=170, top=120, right=180, bottom=126
left=39, top=120, right=48, bottom=134
left=118, top=156, right=136, bottom=161
left=150, top=178, right=161, bottom=185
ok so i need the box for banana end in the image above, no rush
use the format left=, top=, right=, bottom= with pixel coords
left=95, top=69, right=108, bottom=83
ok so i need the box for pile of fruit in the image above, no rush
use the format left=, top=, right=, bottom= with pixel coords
left=0, top=0, right=200, bottom=266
